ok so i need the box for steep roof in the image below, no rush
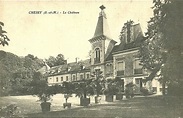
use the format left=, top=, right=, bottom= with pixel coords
left=105, top=23, right=144, bottom=60
left=113, top=23, right=144, bottom=53
left=105, top=45, right=118, bottom=61
left=93, top=5, right=111, bottom=39
left=47, top=59, right=90, bottom=76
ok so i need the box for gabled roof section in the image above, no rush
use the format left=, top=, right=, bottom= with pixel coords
left=93, top=5, right=111, bottom=39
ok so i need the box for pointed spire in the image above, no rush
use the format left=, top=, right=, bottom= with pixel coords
left=93, top=5, right=111, bottom=38
left=99, top=5, right=106, bottom=18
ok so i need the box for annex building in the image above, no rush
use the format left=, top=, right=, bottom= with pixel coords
left=46, top=5, right=162, bottom=94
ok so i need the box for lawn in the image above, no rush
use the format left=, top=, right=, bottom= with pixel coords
left=27, top=95, right=183, bottom=118
left=0, top=94, right=106, bottom=115
left=0, top=94, right=81, bottom=115
left=0, top=94, right=183, bottom=118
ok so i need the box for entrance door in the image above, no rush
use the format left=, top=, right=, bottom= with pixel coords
left=134, top=78, right=142, bottom=93
left=120, top=79, right=125, bottom=92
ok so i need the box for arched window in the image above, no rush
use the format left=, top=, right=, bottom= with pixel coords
left=95, top=48, right=100, bottom=63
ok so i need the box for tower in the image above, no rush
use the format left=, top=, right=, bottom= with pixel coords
left=89, top=5, right=117, bottom=76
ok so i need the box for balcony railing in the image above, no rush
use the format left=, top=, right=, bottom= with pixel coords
left=134, top=68, right=143, bottom=74
left=117, top=70, right=124, bottom=76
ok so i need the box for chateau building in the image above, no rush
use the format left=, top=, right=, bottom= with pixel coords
left=46, top=5, right=162, bottom=94
left=46, top=59, right=90, bottom=86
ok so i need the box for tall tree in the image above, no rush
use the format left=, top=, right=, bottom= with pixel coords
left=55, top=54, right=66, bottom=65
left=0, top=22, right=10, bottom=46
left=139, top=0, right=183, bottom=95
left=46, top=54, right=66, bottom=67
left=0, top=51, right=44, bottom=96
left=46, top=56, right=57, bottom=67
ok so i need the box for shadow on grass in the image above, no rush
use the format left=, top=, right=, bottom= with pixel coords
left=25, top=96, right=183, bottom=118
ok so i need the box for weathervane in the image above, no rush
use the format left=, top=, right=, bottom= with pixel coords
left=100, top=5, right=106, bottom=10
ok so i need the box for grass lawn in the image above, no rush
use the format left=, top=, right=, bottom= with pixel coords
left=1, top=95, right=183, bottom=118
left=0, top=94, right=82, bottom=115
left=0, top=94, right=106, bottom=116
left=26, top=96, right=183, bottom=118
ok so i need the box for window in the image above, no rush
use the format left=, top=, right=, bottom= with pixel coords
left=61, top=77, right=63, bottom=81
left=135, top=78, right=142, bottom=87
left=135, top=79, right=140, bottom=84
left=153, top=87, right=157, bottom=93
left=56, top=77, right=58, bottom=82
left=72, top=75, right=76, bottom=81
left=95, top=48, right=100, bottom=63
left=80, top=74, right=84, bottom=80
left=133, top=59, right=141, bottom=69
left=133, top=59, right=143, bottom=74
left=86, top=74, right=90, bottom=79
left=117, top=61, right=125, bottom=71
left=106, top=63, right=113, bottom=77
left=116, top=61, right=125, bottom=76
left=66, top=76, right=68, bottom=81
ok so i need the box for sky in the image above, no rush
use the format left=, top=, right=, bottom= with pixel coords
left=0, top=0, right=153, bottom=62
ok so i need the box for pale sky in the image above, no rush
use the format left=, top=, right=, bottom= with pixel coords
left=0, top=0, right=153, bottom=62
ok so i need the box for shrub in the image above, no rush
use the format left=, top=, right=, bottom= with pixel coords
left=167, top=82, right=183, bottom=96
left=125, top=82, right=135, bottom=98
left=0, top=104, right=18, bottom=118
left=140, top=87, right=149, bottom=96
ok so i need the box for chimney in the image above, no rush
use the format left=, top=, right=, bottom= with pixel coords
left=75, top=57, right=79, bottom=63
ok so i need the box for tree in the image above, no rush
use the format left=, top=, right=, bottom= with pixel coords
left=90, top=69, right=105, bottom=103
left=0, top=51, right=45, bottom=96
left=29, top=72, right=57, bottom=112
left=46, top=54, right=66, bottom=67
left=62, top=82, right=74, bottom=103
left=139, top=0, right=183, bottom=96
left=0, top=22, right=10, bottom=46
left=55, top=54, right=66, bottom=65
left=75, top=79, right=94, bottom=99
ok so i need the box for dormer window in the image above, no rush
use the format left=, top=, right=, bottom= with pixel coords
left=80, top=65, right=84, bottom=70
left=68, top=67, right=71, bottom=71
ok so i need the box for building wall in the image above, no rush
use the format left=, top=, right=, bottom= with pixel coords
left=113, top=50, right=139, bottom=77
left=77, top=72, right=90, bottom=80
left=152, top=78, right=163, bottom=94
left=113, top=49, right=149, bottom=93
left=105, top=62, right=113, bottom=78
left=47, top=71, right=91, bottom=86
left=47, top=74, right=71, bottom=86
